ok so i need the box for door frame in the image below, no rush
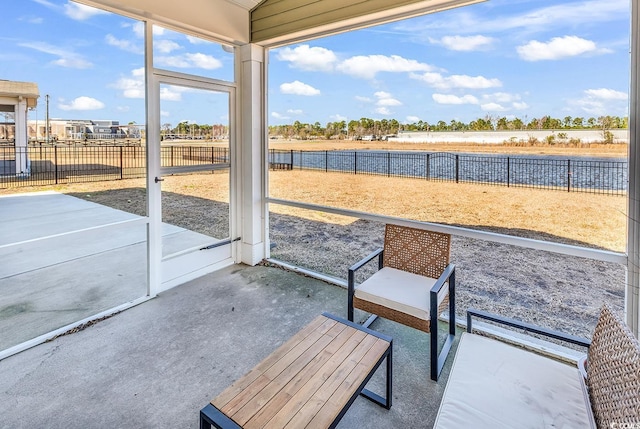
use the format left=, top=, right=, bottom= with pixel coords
left=147, top=68, right=238, bottom=295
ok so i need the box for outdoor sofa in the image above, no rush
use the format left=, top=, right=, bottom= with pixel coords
left=434, top=304, right=640, bottom=428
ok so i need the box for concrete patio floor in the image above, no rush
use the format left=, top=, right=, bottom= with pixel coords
left=0, top=263, right=458, bottom=428
left=0, top=191, right=224, bottom=353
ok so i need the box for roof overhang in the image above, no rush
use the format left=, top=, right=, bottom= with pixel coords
left=0, top=81, right=39, bottom=109
left=77, top=0, right=253, bottom=44
left=251, top=0, right=487, bottom=47
left=79, top=0, right=484, bottom=47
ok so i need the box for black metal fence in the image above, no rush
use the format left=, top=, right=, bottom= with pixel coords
left=269, top=149, right=628, bottom=195
left=0, top=145, right=229, bottom=188
left=0, top=145, right=627, bottom=195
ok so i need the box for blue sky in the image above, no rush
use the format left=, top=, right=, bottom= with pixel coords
left=1, top=0, right=631, bottom=128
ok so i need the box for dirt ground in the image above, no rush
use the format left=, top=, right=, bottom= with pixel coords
left=2, top=165, right=626, bottom=338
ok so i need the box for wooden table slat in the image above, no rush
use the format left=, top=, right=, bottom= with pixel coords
left=265, top=329, right=366, bottom=428
left=268, top=332, right=377, bottom=429
left=211, top=316, right=336, bottom=415
left=205, top=314, right=392, bottom=429
left=285, top=336, right=383, bottom=429
left=231, top=324, right=349, bottom=425
left=244, top=326, right=363, bottom=429
left=212, top=316, right=331, bottom=409
left=308, top=339, right=391, bottom=428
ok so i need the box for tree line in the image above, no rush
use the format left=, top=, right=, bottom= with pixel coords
left=269, top=115, right=628, bottom=140
left=158, top=114, right=628, bottom=141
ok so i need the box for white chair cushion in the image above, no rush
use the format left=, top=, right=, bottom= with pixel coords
left=354, top=267, right=447, bottom=321
left=434, top=332, right=595, bottom=429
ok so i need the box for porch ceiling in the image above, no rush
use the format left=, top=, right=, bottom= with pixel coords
left=81, top=0, right=485, bottom=46
left=250, top=0, right=487, bottom=47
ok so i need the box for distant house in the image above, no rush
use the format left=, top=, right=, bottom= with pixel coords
left=26, top=118, right=142, bottom=140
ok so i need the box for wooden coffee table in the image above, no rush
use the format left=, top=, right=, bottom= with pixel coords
left=200, top=312, right=392, bottom=429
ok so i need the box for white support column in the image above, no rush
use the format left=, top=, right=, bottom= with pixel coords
left=238, top=44, right=267, bottom=265
left=14, top=98, right=29, bottom=176
left=145, top=20, right=162, bottom=297
left=627, top=0, right=640, bottom=338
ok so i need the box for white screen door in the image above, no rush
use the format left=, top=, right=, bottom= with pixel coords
left=149, top=72, right=237, bottom=291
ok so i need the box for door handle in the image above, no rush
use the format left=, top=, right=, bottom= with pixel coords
left=154, top=177, right=164, bottom=183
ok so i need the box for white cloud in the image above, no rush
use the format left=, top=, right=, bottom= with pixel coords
left=481, top=92, right=529, bottom=111
left=431, top=35, right=495, bottom=51
left=63, top=2, right=108, bottom=20
left=517, top=36, right=604, bottom=61
left=277, top=45, right=337, bottom=72
left=51, top=57, right=93, bottom=69
left=376, top=107, right=391, bottom=115
left=19, top=41, right=93, bottom=69
left=280, top=81, right=321, bottom=96
left=481, top=102, right=507, bottom=111
left=378, top=99, right=402, bottom=106
left=406, top=115, right=421, bottom=123
left=287, top=109, right=303, bottom=115
left=161, top=110, right=170, bottom=117
left=483, top=92, right=519, bottom=103
left=20, top=16, right=44, bottom=24
left=155, top=53, right=222, bottom=70
left=185, top=53, right=222, bottom=69
left=396, top=0, right=627, bottom=36
left=355, top=96, right=373, bottom=102
left=584, top=88, right=628, bottom=100
left=570, top=88, right=628, bottom=115
left=105, top=34, right=143, bottom=54
left=330, top=114, right=347, bottom=121
left=58, top=96, right=105, bottom=111
left=374, top=91, right=402, bottom=107
left=432, top=94, right=479, bottom=105
left=272, top=112, right=290, bottom=120
left=512, top=102, right=529, bottom=110
left=111, top=68, right=145, bottom=99
left=155, top=40, right=181, bottom=54
left=110, top=68, right=187, bottom=101
left=411, top=72, right=501, bottom=89
left=337, top=55, right=435, bottom=79
left=160, top=86, right=183, bottom=101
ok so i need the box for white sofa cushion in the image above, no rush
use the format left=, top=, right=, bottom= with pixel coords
left=353, top=267, right=447, bottom=321
left=434, top=332, right=595, bottom=429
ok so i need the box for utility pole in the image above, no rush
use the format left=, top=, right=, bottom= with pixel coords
left=45, top=94, right=50, bottom=144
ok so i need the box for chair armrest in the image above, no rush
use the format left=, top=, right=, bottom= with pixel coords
left=347, top=248, right=383, bottom=323
left=430, top=263, right=456, bottom=295
left=466, top=308, right=591, bottom=348
left=429, top=263, right=456, bottom=381
left=348, top=248, right=383, bottom=273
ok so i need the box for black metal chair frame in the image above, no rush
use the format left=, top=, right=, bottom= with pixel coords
left=348, top=247, right=456, bottom=381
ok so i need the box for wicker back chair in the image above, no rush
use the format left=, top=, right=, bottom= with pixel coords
left=587, top=303, right=640, bottom=427
left=348, top=224, right=456, bottom=381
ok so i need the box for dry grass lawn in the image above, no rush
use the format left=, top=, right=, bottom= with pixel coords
left=269, top=170, right=626, bottom=252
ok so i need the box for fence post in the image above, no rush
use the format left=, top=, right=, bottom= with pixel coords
left=387, top=152, right=391, bottom=177
left=354, top=151, right=358, bottom=175
left=426, top=153, right=430, bottom=179
left=567, top=159, right=571, bottom=192
left=290, top=149, right=294, bottom=170
left=170, top=146, right=174, bottom=167
left=455, top=154, right=460, bottom=183
left=54, top=145, right=58, bottom=184
left=120, top=146, right=124, bottom=179
left=507, top=157, right=510, bottom=187
left=326, top=150, right=329, bottom=172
